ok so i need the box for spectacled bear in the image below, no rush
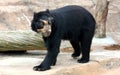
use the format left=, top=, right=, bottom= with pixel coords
left=31, top=5, right=95, bottom=71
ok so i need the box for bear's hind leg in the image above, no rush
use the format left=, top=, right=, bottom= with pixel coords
left=78, top=32, right=93, bottom=63
left=70, top=41, right=81, bottom=58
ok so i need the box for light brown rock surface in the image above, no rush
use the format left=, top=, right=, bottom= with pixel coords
left=101, top=68, right=120, bottom=75
left=0, top=50, right=120, bottom=75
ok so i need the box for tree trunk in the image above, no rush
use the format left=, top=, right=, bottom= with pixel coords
left=0, top=30, right=45, bottom=51
left=95, top=0, right=109, bottom=38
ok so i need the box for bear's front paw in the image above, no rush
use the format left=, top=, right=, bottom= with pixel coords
left=33, top=65, right=51, bottom=71
left=77, top=58, right=89, bottom=63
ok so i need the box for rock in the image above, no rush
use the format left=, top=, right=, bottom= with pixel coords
left=0, top=50, right=120, bottom=75
left=0, top=0, right=119, bottom=32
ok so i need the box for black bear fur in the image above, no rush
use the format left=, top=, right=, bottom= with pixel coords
left=31, top=5, right=96, bottom=71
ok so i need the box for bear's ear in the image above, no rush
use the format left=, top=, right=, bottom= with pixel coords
left=46, top=9, right=50, bottom=13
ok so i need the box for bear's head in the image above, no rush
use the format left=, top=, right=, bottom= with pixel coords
left=31, top=9, right=54, bottom=37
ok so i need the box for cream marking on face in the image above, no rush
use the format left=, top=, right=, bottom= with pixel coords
left=37, top=20, right=52, bottom=37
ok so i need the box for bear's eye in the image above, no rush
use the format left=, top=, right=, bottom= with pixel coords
left=38, top=19, right=43, bottom=25
left=39, top=19, right=43, bottom=22
left=39, top=19, right=48, bottom=25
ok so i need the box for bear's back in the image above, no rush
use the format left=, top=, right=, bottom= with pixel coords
left=51, top=5, right=89, bottom=15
